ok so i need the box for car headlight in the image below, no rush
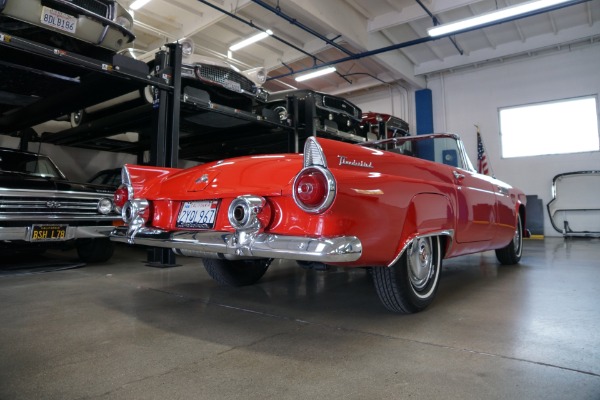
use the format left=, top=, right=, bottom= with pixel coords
left=116, top=16, right=133, bottom=31
left=255, top=69, right=267, bottom=84
left=97, top=198, right=114, bottom=215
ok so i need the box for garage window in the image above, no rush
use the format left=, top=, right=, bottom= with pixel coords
left=499, top=96, right=599, bottom=158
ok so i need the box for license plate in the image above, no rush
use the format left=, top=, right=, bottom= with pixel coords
left=176, top=200, right=219, bottom=229
left=30, top=225, right=68, bottom=241
left=223, top=80, right=242, bottom=93
left=41, top=6, right=77, bottom=34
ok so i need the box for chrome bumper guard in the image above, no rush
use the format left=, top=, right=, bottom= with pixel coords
left=110, top=226, right=362, bottom=263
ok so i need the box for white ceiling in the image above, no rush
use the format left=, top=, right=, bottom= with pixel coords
left=125, top=0, right=600, bottom=95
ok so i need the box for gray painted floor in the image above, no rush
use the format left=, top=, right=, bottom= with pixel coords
left=0, top=238, right=599, bottom=399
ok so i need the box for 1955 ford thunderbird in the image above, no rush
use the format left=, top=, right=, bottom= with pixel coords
left=111, top=133, right=527, bottom=313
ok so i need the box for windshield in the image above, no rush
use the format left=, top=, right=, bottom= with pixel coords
left=362, top=134, right=475, bottom=172
left=0, top=150, right=66, bottom=179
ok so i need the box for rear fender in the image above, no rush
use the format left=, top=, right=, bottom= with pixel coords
left=389, top=193, right=455, bottom=267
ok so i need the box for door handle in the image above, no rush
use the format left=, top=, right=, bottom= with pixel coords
left=453, top=171, right=465, bottom=180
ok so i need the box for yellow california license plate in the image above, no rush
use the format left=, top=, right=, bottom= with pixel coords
left=30, top=225, right=68, bottom=241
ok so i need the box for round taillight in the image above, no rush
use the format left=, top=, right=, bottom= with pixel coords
left=296, top=172, right=327, bottom=206
left=293, top=167, right=335, bottom=213
left=114, top=185, right=129, bottom=209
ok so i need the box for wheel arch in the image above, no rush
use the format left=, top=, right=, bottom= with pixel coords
left=519, top=203, right=527, bottom=236
left=388, top=193, right=455, bottom=267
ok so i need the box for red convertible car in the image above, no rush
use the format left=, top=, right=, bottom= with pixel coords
left=111, top=133, right=527, bottom=313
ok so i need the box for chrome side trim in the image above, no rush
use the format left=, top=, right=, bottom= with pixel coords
left=110, top=227, right=362, bottom=263
left=0, top=188, right=115, bottom=198
left=0, top=215, right=120, bottom=221
left=387, top=230, right=454, bottom=268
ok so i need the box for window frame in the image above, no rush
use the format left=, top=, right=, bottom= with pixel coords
left=498, top=95, right=600, bottom=159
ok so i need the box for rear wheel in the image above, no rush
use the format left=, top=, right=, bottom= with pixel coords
left=495, top=213, right=523, bottom=265
left=202, top=258, right=272, bottom=287
left=372, top=236, right=442, bottom=313
left=76, top=238, right=114, bottom=263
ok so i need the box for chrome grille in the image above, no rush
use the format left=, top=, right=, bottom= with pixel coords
left=322, top=96, right=361, bottom=119
left=69, top=0, right=110, bottom=17
left=197, top=64, right=257, bottom=94
left=0, top=192, right=117, bottom=219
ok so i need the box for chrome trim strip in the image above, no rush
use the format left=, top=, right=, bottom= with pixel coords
left=386, top=230, right=454, bottom=268
left=0, top=215, right=120, bottom=221
left=110, top=227, right=362, bottom=263
left=0, top=188, right=114, bottom=199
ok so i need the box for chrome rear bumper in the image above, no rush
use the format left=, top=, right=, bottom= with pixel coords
left=110, top=226, right=362, bottom=263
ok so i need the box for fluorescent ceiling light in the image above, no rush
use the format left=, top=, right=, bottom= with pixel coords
left=229, top=30, right=273, bottom=51
left=428, top=0, right=576, bottom=37
left=295, top=67, right=337, bottom=82
left=130, top=0, right=152, bottom=10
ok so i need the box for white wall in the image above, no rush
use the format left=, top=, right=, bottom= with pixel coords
left=349, top=43, right=600, bottom=237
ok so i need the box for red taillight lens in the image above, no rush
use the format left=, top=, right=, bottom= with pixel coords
left=295, top=171, right=327, bottom=207
left=114, top=185, right=129, bottom=209
left=293, top=167, right=336, bottom=213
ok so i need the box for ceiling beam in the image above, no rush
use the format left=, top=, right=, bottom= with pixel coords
left=415, top=23, right=600, bottom=75
left=368, top=0, right=485, bottom=32
left=261, top=0, right=425, bottom=88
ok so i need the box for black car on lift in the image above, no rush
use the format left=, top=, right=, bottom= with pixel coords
left=261, top=89, right=365, bottom=151
left=0, top=147, right=121, bottom=262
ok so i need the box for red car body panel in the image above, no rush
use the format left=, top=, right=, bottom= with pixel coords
left=112, top=135, right=526, bottom=268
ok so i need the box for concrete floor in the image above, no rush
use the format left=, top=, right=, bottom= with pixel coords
left=0, top=238, right=598, bottom=399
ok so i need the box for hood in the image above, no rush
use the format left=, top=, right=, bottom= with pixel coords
left=0, top=172, right=115, bottom=194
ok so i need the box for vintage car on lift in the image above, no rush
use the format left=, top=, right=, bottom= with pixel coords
left=262, top=89, right=366, bottom=148
left=0, top=0, right=135, bottom=60
left=67, top=52, right=269, bottom=128
left=360, top=112, right=410, bottom=140
left=0, top=147, right=121, bottom=262
left=111, top=133, right=527, bottom=313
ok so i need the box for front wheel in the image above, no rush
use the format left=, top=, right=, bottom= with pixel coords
left=372, top=236, right=442, bottom=313
left=202, top=258, right=272, bottom=287
left=495, top=213, right=523, bottom=265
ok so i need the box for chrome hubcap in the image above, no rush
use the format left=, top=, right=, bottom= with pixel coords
left=514, top=215, right=522, bottom=256
left=408, top=237, right=434, bottom=291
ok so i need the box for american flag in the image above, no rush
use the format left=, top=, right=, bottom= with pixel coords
left=477, top=132, right=490, bottom=175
